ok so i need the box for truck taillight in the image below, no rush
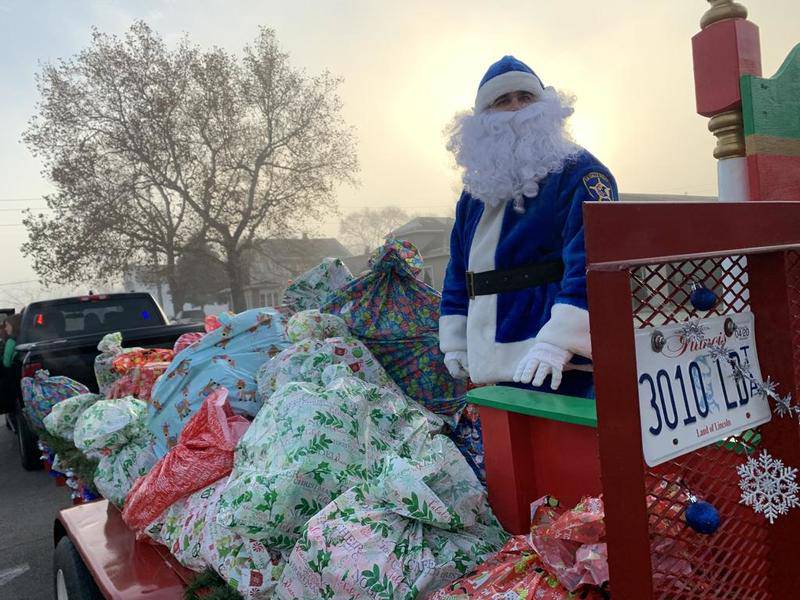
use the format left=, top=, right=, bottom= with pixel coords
left=22, top=361, right=43, bottom=379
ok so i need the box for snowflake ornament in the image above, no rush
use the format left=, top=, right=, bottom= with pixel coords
left=737, top=450, right=800, bottom=524
left=706, top=343, right=730, bottom=364
left=754, top=376, right=778, bottom=400
left=678, top=320, right=708, bottom=344
left=772, top=394, right=799, bottom=419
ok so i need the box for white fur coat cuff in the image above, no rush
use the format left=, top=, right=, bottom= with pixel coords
left=439, top=314, right=468, bottom=353
left=535, top=303, right=592, bottom=358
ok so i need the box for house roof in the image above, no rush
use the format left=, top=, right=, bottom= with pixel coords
left=391, top=217, right=454, bottom=237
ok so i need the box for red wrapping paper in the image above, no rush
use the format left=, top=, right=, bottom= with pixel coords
left=121, top=388, right=249, bottom=532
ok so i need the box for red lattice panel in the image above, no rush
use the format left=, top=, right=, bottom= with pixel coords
left=631, top=256, right=750, bottom=329
left=631, top=257, right=772, bottom=600
left=786, top=251, right=800, bottom=402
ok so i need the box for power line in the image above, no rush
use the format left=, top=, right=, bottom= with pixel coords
left=0, top=279, right=39, bottom=287
left=0, top=207, right=52, bottom=212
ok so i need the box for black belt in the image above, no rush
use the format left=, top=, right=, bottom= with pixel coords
left=466, top=260, right=564, bottom=299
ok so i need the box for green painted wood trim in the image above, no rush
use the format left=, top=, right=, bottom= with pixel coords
left=742, top=43, right=800, bottom=139
left=467, top=385, right=598, bottom=428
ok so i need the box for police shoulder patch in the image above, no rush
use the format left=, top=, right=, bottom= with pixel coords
left=581, top=171, right=615, bottom=202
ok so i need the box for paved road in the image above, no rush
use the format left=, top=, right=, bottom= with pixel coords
left=0, top=421, right=72, bottom=600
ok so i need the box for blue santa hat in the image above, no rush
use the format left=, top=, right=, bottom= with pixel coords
left=474, top=55, right=545, bottom=113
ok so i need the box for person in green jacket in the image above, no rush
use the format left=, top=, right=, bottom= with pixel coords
left=1, top=313, right=20, bottom=417
left=2, top=313, right=20, bottom=368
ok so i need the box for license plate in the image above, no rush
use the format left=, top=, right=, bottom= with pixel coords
left=634, top=312, right=771, bottom=467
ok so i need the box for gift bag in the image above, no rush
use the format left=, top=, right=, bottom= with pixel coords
left=256, top=335, right=405, bottom=403
left=109, top=362, right=170, bottom=404
left=43, top=393, right=103, bottom=441
left=217, top=372, right=434, bottom=552
left=123, top=388, right=249, bottom=532
left=321, top=240, right=467, bottom=420
left=111, top=347, right=174, bottom=375
left=93, top=436, right=158, bottom=507
left=145, top=476, right=284, bottom=598
left=95, top=332, right=140, bottom=395
left=73, top=397, right=149, bottom=460
left=147, top=308, right=289, bottom=457
left=277, top=435, right=506, bottom=599
left=281, top=258, right=353, bottom=312
left=285, top=310, right=350, bottom=343
left=20, top=370, right=90, bottom=433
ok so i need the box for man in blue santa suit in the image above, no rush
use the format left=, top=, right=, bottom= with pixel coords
left=440, top=55, right=618, bottom=398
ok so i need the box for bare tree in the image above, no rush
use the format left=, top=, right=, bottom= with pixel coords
left=339, top=206, right=410, bottom=254
left=23, top=22, right=358, bottom=312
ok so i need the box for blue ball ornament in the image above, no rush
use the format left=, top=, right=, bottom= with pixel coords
left=685, top=499, right=721, bottom=534
left=690, top=283, right=717, bottom=311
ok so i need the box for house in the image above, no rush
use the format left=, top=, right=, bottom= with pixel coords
left=234, top=234, right=352, bottom=309
left=341, top=216, right=455, bottom=290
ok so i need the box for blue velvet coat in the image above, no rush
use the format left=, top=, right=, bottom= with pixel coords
left=439, top=149, right=618, bottom=384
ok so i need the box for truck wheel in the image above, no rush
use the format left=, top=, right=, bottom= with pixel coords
left=16, top=406, right=42, bottom=471
left=53, top=537, right=104, bottom=600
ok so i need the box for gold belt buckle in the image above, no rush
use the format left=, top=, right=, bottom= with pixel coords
left=466, top=271, right=476, bottom=299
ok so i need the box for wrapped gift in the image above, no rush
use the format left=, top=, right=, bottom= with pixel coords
left=20, top=370, right=90, bottom=433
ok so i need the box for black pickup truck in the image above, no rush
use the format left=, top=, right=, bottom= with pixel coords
left=5, top=292, right=203, bottom=470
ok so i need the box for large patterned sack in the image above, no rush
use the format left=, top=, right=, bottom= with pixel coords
left=281, top=258, right=353, bottom=313
left=144, top=477, right=284, bottom=598
left=172, top=314, right=227, bottom=355
left=109, top=362, right=170, bottom=404
left=147, top=308, right=290, bottom=457
left=73, top=397, right=149, bottom=460
left=321, top=239, right=468, bottom=420
left=43, top=393, right=103, bottom=441
left=95, top=333, right=140, bottom=395
left=216, top=370, right=434, bottom=552
left=93, top=436, right=158, bottom=507
left=111, top=348, right=174, bottom=375
left=123, top=388, right=249, bottom=532
left=285, top=310, right=350, bottom=343
left=276, top=435, right=507, bottom=600
left=20, top=370, right=90, bottom=433
left=431, top=496, right=608, bottom=599
left=257, top=335, right=405, bottom=403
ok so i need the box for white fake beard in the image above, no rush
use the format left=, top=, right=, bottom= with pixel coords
left=446, top=88, right=580, bottom=211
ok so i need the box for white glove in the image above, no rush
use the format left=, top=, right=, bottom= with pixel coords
left=444, top=351, right=470, bottom=379
left=513, top=342, right=573, bottom=390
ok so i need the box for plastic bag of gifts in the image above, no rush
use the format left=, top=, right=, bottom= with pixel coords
left=276, top=435, right=507, bottom=599
left=320, top=239, right=468, bottom=421
left=112, top=347, right=174, bottom=375
left=20, top=370, right=90, bottom=433
left=43, top=393, right=103, bottom=441
left=109, top=361, right=171, bottom=404
left=173, top=314, right=227, bottom=355
left=216, top=366, right=437, bottom=554
left=147, top=308, right=290, bottom=458
left=123, top=388, right=249, bottom=532
left=144, top=476, right=284, bottom=598
left=93, top=435, right=157, bottom=507
left=95, top=332, right=139, bottom=395
left=257, top=310, right=406, bottom=403
left=429, top=496, right=608, bottom=599
left=73, top=396, right=150, bottom=460
left=281, top=257, right=353, bottom=313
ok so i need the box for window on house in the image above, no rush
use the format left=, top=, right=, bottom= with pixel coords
left=258, top=292, right=267, bottom=307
